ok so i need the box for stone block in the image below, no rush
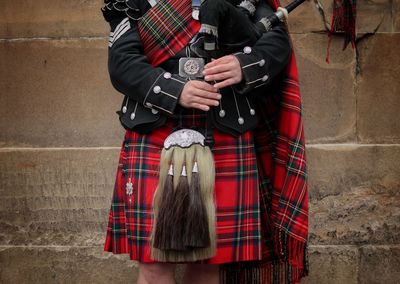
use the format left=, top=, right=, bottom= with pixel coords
left=359, top=245, right=400, bottom=284
left=281, top=0, right=327, bottom=33
left=356, top=34, right=400, bottom=143
left=0, top=148, right=120, bottom=246
left=395, top=0, right=400, bottom=32
left=292, top=33, right=357, bottom=143
left=0, top=39, right=125, bottom=147
left=0, top=0, right=108, bottom=39
left=307, top=144, right=400, bottom=245
left=303, top=245, right=359, bottom=284
left=357, top=0, right=393, bottom=33
left=0, top=246, right=138, bottom=283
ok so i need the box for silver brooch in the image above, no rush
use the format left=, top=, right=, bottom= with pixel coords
left=163, top=129, right=205, bottom=150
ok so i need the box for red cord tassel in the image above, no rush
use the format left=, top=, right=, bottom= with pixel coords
left=326, top=0, right=357, bottom=63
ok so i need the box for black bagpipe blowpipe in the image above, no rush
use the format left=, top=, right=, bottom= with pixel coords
left=257, top=0, right=307, bottom=32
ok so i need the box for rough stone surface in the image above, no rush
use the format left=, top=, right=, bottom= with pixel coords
left=282, top=0, right=328, bottom=33
left=356, top=0, right=393, bottom=33
left=0, top=0, right=108, bottom=39
left=0, top=39, right=125, bottom=147
left=303, top=245, right=359, bottom=284
left=359, top=246, right=400, bottom=284
left=0, top=246, right=138, bottom=284
left=0, top=245, right=362, bottom=284
left=395, top=0, right=400, bottom=32
left=308, top=145, right=400, bottom=245
left=356, top=34, right=400, bottom=143
left=292, top=34, right=357, bottom=143
left=0, top=148, right=120, bottom=246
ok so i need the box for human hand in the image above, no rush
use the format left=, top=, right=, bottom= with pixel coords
left=202, top=55, right=243, bottom=89
left=179, top=80, right=221, bottom=111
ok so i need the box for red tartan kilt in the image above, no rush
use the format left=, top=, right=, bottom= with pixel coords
left=103, top=109, right=268, bottom=264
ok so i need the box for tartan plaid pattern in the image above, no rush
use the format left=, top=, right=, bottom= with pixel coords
left=326, top=0, right=357, bottom=62
left=137, top=0, right=201, bottom=66
left=105, top=0, right=309, bottom=281
left=104, top=108, right=263, bottom=263
left=330, top=0, right=356, bottom=49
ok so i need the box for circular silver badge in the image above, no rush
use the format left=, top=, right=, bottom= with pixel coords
left=184, top=59, right=200, bottom=75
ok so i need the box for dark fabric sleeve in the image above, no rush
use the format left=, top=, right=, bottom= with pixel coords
left=232, top=0, right=291, bottom=94
left=106, top=17, right=187, bottom=117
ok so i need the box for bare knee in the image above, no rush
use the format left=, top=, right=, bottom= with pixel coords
left=183, top=264, right=220, bottom=284
left=138, top=262, right=176, bottom=284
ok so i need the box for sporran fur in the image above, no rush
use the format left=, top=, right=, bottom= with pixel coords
left=149, top=131, right=217, bottom=262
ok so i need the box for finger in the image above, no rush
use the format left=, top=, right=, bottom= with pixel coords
left=204, top=71, right=232, bottom=82
left=203, top=64, right=232, bottom=76
left=191, top=80, right=219, bottom=93
left=204, top=55, right=233, bottom=69
left=192, top=96, right=220, bottom=107
left=204, top=57, right=228, bottom=69
left=190, top=103, right=210, bottom=111
left=213, top=78, right=236, bottom=89
left=193, top=88, right=221, bottom=101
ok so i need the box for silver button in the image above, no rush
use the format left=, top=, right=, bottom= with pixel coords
left=145, top=102, right=152, bottom=107
left=151, top=109, right=159, bottom=114
left=219, top=109, right=226, bottom=118
left=262, top=75, right=269, bottom=82
left=153, top=86, right=161, bottom=94
left=130, top=113, right=136, bottom=120
left=122, top=106, right=127, bottom=113
left=250, top=109, right=255, bottom=115
left=243, top=46, right=252, bottom=54
left=259, top=59, right=265, bottom=67
left=163, top=72, right=172, bottom=79
left=238, top=117, right=244, bottom=125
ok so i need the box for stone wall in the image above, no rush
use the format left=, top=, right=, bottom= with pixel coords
left=0, top=0, right=399, bottom=283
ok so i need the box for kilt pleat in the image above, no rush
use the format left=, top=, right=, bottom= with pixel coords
left=104, top=108, right=264, bottom=264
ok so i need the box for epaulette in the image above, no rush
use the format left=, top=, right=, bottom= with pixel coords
left=101, top=0, right=152, bottom=22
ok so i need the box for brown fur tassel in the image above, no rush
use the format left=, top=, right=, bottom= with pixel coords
left=168, top=166, right=190, bottom=251
left=152, top=174, right=175, bottom=250
left=184, top=169, right=211, bottom=249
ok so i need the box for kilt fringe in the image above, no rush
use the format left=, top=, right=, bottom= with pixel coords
left=219, top=231, right=309, bottom=284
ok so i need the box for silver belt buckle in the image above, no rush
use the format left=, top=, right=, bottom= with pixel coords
left=179, top=57, right=205, bottom=79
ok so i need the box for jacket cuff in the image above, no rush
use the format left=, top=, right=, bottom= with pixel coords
left=233, top=46, right=270, bottom=94
left=142, top=71, right=187, bottom=116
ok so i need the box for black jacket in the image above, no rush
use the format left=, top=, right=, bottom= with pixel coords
left=101, top=0, right=291, bottom=135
